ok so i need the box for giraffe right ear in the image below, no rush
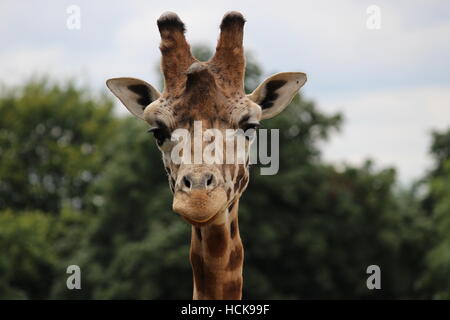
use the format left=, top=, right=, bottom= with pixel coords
left=106, top=77, right=161, bottom=120
left=248, top=72, right=307, bottom=120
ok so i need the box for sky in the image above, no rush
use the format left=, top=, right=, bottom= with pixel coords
left=0, top=0, right=449, bottom=183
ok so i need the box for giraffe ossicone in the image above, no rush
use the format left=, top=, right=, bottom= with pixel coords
left=106, top=11, right=306, bottom=300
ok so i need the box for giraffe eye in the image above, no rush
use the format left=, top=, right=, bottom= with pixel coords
left=238, top=114, right=260, bottom=132
left=238, top=121, right=260, bottom=141
left=241, top=121, right=261, bottom=132
left=148, top=124, right=170, bottom=146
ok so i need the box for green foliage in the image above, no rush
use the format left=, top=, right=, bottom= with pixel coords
left=0, top=208, right=92, bottom=299
left=242, top=161, right=432, bottom=298
left=63, top=118, right=192, bottom=299
left=0, top=78, right=117, bottom=213
left=419, top=129, right=450, bottom=298
left=0, top=78, right=115, bottom=299
left=0, top=210, right=55, bottom=299
left=237, top=93, right=432, bottom=298
left=0, top=48, right=447, bottom=299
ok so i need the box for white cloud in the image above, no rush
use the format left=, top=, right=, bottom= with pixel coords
left=0, top=46, right=82, bottom=86
left=319, top=85, right=450, bottom=183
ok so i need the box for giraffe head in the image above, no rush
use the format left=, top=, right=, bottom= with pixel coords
left=106, top=11, right=306, bottom=225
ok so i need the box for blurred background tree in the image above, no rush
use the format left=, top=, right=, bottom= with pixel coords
left=0, top=79, right=114, bottom=298
left=0, top=80, right=117, bottom=213
left=0, top=46, right=448, bottom=299
left=418, top=130, right=450, bottom=298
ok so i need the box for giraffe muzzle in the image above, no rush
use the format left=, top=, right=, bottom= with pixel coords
left=172, top=171, right=227, bottom=224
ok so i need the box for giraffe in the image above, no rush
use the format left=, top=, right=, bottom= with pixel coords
left=106, top=11, right=306, bottom=300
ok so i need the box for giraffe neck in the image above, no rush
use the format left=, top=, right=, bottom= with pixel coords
left=189, top=200, right=243, bottom=300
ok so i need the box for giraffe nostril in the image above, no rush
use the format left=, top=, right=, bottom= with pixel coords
left=183, top=176, right=192, bottom=189
left=181, top=173, right=215, bottom=190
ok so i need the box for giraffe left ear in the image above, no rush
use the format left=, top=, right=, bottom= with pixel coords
left=248, top=72, right=307, bottom=120
left=106, top=77, right=161, bottom=120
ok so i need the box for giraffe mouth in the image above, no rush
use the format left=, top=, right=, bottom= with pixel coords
left=172, top=188, right=228, bottom=225
left=181, top=210, right=222, bottom=226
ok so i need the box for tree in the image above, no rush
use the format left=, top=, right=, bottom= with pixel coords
left=0, top=47, right=439, bottom=299
left=68, top=46, right=431, bottom=299
left=0, top=210, right=55, bottom=298
left=419, top=129, right=450, bottom=298
left=0, top=79, right=117, bottom=213
left=0, top=78, right=116, bottom=299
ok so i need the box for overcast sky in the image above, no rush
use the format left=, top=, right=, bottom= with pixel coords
left=1, top=0, right=449, bottom=183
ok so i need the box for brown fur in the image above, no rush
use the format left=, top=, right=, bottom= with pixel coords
left=230, top=219, right=236, bottom=239
left=205, top=224, right=228, bottom=257
left=190, top=208, right=244, bottom=300
left=210, top=11, right=246, bottom=93
left=190, top=252, right=218, bottom=298
left=227, top=244, right=243, bottom=270
left=157, top=12, right=195, bottom=96
left=195, top=227, right=202, bottom=241
left=222, top=279, right=242, bottom=300
left=234, top=164, right=246, bottom=191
